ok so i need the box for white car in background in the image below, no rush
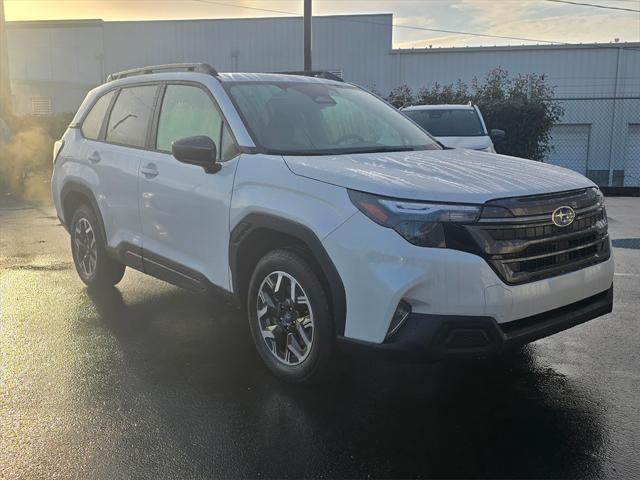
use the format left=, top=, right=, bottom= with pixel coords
left=402, top=104, right=505, bottom=152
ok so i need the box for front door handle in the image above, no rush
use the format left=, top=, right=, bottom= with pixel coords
left=88, top=151, right=101, bottom=164
left=141, top=163, right=159, bottom=178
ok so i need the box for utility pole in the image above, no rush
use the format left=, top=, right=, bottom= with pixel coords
left=0, top=0, right=11, bottom=117
left=303, top=0, right=312, bottom=71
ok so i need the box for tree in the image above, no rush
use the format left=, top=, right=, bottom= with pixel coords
left=473, top=68, right=564, bottom=161
left=387, top=84, right=414, bottom=108
left=416, top=80, right=471, bottom=105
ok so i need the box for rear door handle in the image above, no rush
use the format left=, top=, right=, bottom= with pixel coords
left=88, top=151, right=101, bottom=164
left=141, top=163, right=159, bottom=178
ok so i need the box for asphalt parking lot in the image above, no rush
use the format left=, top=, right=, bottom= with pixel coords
left=1, top=196, right=639, bottom=479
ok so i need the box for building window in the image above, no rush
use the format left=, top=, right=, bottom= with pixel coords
left=31, top=97, right=52, bottom=116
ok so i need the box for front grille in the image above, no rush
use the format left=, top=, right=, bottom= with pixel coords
left=464, top=188, right=610, bottom=285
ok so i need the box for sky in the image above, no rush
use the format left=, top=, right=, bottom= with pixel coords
left=4, top=0, right=640, bottom=48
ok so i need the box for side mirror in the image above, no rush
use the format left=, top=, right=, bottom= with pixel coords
left=172, top=135, right=220, bottom=173
left=490, top=129, right=505, bottom=142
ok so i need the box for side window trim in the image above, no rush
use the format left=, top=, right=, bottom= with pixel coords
left=99, top=88, right=121, bottom=142
left=151, top=81, right=240, bottom=162
left=147, top=83, right=166, bottom=150
left=218, top=113, right=225, bottom=161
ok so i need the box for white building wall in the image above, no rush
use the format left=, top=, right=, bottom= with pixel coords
left=5, top=15, right=640, bottom=186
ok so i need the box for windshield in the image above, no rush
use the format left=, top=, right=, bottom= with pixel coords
left=226, top=81, right=440, bottom=155
left=404, top=108, right=486, bottom=137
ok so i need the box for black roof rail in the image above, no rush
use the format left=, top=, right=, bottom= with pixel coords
left=106, top=63, right=218, bottom=82
left=273, top=70, right=344, bottom=82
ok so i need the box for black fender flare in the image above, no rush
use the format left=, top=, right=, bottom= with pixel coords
left=60, top=181, right=107, bottom=241
left=229, top=213, right=347, bottom=336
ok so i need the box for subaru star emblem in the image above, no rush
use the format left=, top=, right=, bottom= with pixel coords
left=552, top=206, right=576, bottom=227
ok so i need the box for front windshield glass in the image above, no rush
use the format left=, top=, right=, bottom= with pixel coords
left=226, top=81, right=440, bottom=155
left=404, top=108, right=486, bottom=137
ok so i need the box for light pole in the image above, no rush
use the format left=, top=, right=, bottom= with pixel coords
left=0, top=0, right=11, bottom=117
left=303, top=0, right=311, bottom=71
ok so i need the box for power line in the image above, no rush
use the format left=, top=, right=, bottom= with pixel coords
left=544, top=0, right=640, bottom=12
left=193, top=0, right=566, bottom=44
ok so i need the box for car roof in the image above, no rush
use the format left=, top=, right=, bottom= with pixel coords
left=403, top=104, right=476, bottom=111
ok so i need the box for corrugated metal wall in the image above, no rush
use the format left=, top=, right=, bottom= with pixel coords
left=6, top=15, right=640, bottom=186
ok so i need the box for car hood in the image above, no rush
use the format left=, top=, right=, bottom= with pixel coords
left=435, top=135, right=492, bottom=150
left=283, top=149, right=595, bottom=203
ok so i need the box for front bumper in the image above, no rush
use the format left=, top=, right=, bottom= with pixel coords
left=322, top=211, right=615, bottom=344
left=338, top=285, right=613, bottom=360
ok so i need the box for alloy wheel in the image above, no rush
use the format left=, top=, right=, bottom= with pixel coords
left=256, top=271, right=314, bottom=366
left=74, top=217, right=97, bottom=278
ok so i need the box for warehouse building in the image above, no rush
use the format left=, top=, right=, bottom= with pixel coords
left=5, top=14, right=640, bottom=187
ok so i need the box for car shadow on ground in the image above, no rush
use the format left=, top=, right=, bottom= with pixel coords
left=82, top=286, right=606, bottom=479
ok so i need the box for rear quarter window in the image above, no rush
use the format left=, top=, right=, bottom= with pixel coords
left=81, top=90, right=115, bottom=140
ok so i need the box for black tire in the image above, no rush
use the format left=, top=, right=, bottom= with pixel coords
left=247, top=249, right=334, bottom=383
left=70, top=204, right=125, bottom=288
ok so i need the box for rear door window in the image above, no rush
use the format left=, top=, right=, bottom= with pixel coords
left=106, top=85, right=158, bottom=148
left=81, top=90, right=115, bottom=140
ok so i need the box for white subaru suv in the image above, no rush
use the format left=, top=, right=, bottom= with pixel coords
left=52, top=64, right=614, bottom=383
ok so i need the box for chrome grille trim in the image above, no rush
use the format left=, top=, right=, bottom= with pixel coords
left=500, top=237, right=606, bottom=263
left=465, top=188, right=610, bottom=285
left=478, top=203, right=602, bottom=224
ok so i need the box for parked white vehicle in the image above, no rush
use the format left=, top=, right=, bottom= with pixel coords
left=52, top=64, right=613, bottom=383
left=402, top=104, right=504, bottom=152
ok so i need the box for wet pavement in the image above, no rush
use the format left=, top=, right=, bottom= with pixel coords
left=1, top=196, right=639, bottom=479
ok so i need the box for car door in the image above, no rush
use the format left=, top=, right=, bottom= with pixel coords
left=139, top=82, right=240, bottom=292
left=81, top=85, right=158, bottom=257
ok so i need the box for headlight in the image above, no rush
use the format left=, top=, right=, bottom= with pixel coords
left=348, top=190, right=481, bottom=247
left=593, top=187, right=607, bottom=225
left=593, top=187, right=605, bottom=206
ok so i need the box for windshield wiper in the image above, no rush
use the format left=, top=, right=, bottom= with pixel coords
left=264, top=146, right=425, bottom=156
left=344, top=146, right=417, bottom=154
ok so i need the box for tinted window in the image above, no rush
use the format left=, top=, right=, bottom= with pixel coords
left=81, top=90, right=115, bottom=140
left=156, top=85, right=223, bottom=154
left=404, top=108, right=486, bottom=137
left=227, top=82, right=439, bottom=155
left=220, top=123, right=239, bottom=160
left=106, top=85, right=157, bottom=147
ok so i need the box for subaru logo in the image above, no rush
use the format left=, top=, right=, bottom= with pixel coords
left=552, top=206, right=575, bottom=227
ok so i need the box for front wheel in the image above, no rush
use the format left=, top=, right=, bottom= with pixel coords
left=70, top=205, right=125, bottom=288
left=247, top=249, right=334, bottom=383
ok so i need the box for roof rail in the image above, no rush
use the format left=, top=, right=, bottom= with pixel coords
left=274, top=70, right=344, bottom=82
left=106, top=63, right=218, bottom=82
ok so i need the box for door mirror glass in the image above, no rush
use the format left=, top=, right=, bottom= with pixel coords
left=490, top=129, right=506, bottom=142
left=172, top=135, right=219, bottom=173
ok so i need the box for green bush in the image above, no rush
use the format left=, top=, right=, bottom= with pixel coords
left=388, top=68, right=564, bottom=161
left=387, top=84, right=415, bottom=109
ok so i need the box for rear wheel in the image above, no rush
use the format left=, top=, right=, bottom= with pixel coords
left=70, top=205, right=125, bottom=288
left=247, top=249, right=333, bottom=383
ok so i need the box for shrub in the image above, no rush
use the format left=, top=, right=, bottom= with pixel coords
left=387, top=84, right=415, bottom=108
